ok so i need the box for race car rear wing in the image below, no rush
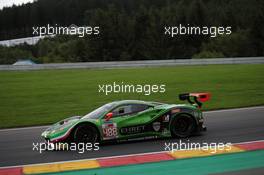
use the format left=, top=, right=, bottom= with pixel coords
left=179, top=92, right=211, bottom=108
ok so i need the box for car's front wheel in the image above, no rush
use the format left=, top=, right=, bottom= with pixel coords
left=73, top=124, right=98, bottom=143
left=170, top=114, right=196, bottom=138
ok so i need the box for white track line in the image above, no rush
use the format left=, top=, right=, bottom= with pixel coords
left=204, top=106, right=264, bottom=114
left=0, top=139, right=263, bottom=170
left=0, top=125, right=49, bottom=132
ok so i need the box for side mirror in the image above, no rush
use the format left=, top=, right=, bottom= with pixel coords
left=105, top=112, right=113, bottom=121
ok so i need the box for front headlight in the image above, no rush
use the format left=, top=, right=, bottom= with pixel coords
left=42, top=131, right=49, bottom=137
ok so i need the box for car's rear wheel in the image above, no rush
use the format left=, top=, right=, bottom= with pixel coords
left=170, top=114, right=196, bottom=138
left=73, top=124, right=98, bottom=143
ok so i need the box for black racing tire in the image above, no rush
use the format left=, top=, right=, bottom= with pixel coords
left=73, top=124, right=99, bottom=143
left=170, top=114, right=196, bottom=138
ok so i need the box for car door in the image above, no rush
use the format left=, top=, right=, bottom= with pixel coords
left=110, top=104, right=153, bottom=137
left=100, top=104, right=162, bottom=140
left=101, top=104, right=139, bottom=140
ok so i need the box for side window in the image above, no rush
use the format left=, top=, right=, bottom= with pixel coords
left=112, top=104, right=150, bottom=117
left=112, top=105, right=132, bottom=117
left=131, top=104, right=150, bottom=113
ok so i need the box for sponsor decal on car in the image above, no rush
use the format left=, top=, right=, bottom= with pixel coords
left=163, top=114, right=170, bottom=122
left=152, top=122, right=161, bottom=131
left=120, top=125, right=145, bottom=135
left=102, top=122, right=118, bottom=140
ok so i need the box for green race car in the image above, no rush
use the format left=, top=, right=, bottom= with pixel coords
left=41, top=93, right=210, bottom=144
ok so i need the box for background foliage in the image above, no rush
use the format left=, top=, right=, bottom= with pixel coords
left=0, top=0, right=263, bottom=64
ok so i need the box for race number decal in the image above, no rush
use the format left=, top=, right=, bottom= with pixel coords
left=102, top=122, right=118, bottom=139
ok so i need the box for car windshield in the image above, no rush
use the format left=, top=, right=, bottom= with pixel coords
left=82, top=102, right=115, bottom=119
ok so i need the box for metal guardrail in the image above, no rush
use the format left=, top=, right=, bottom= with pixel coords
left=0, top=57, right=263, bottom=71
left=0, top=35, right=55, bottom=47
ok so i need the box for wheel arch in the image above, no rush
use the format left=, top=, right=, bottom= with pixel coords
left=69, top=121, right=101, bottom=141
left=169, top=112, right=198, bottom=132
left=170, top=111, right=197, bottom=121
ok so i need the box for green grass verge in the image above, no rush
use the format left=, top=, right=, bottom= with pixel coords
left=0, top=64, right=264, bottom=128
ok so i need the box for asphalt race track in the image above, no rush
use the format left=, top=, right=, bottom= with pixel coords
left=0, top=106, right=263, bottom=167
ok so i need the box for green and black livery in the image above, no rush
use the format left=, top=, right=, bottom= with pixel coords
left=41, top=93, right=210, bottom=143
